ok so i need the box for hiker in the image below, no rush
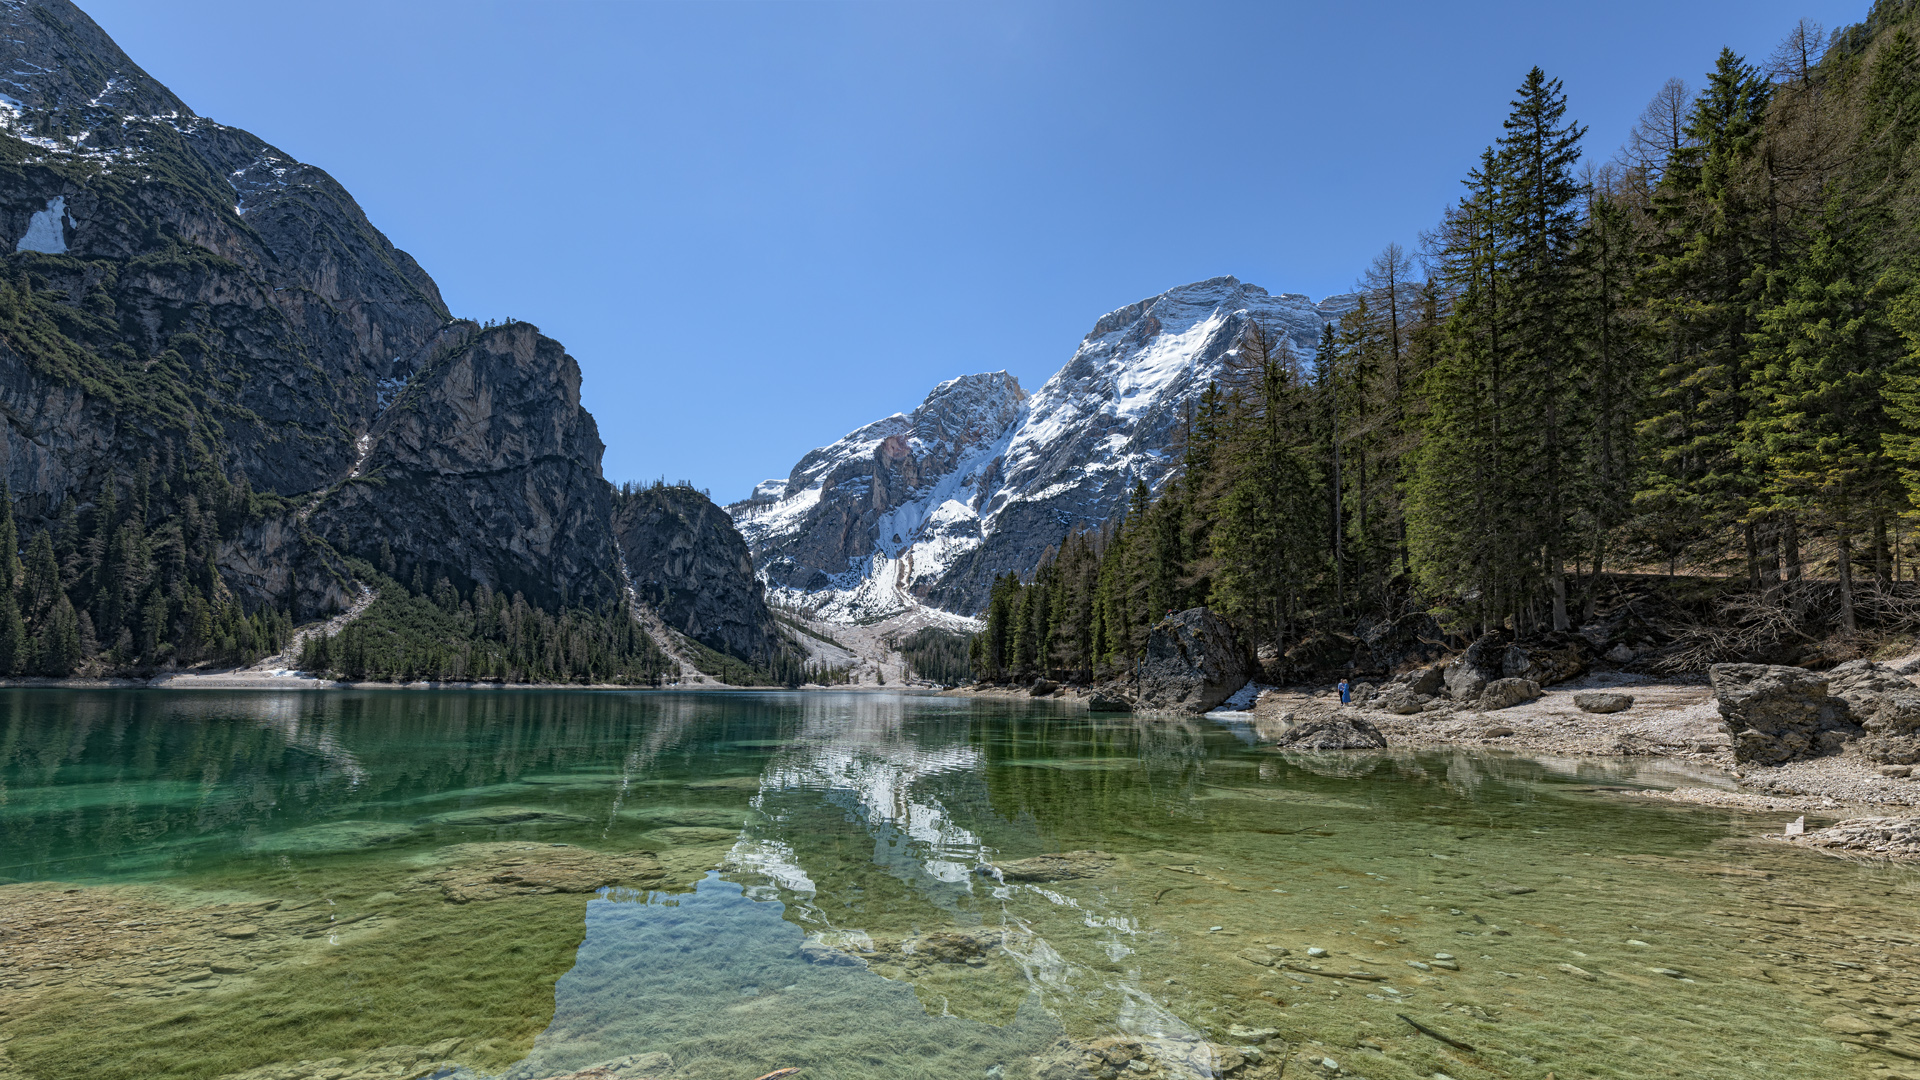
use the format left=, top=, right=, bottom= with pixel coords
left=1337, top=678, right=1351, bottom=705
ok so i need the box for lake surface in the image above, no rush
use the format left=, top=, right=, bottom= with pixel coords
left=0, top=689, right=1914, bottom=1080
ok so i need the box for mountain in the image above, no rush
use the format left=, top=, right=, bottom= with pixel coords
left=0, top=0, right=778, bottom=675
left=731, top=276, right=1353, bottom=621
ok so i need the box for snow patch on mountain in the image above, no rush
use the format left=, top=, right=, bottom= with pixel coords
left=731, top=276, right=1354, bottom=623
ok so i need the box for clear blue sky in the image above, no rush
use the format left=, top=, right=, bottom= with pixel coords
left=84, top=0, right=1866, bottom=502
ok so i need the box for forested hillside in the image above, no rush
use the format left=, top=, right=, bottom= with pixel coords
left=974, top=0, right=1920, bottom=684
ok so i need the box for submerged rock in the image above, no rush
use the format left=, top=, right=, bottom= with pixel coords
left=1710, top=664, right=1858, bottom=764
left=243, top=821, right=416, bottom=854
left=1087, top=691, right=1134, bottom=712
left=423, top=807, right=593, bottom=827
left=1134, top=608, right=1254, bottom=714
left=991, top=850, right=1115, bottom=881
left=419, top=842, right=665, bottom=903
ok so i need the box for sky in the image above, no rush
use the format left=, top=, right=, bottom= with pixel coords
left=82, top=0, right=1869, bottom=502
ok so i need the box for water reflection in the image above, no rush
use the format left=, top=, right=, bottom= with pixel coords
left=0, top=689, right=1892, bottom=1080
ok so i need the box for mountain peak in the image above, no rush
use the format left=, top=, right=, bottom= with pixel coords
left=0, top=1, right=193, bottom=120
left=734, top=277, right=1356, bottom=622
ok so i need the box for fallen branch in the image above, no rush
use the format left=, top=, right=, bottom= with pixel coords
left=1397, top=1013, right=1476, bottom=1053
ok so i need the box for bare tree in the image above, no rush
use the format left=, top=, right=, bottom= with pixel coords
left=1768, top=18, right=1827, bottom=85
left=1624, top=77, right=1692, bottom=179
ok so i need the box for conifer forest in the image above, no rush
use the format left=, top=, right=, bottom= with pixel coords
left=973, top=5, right=1920, bottom=685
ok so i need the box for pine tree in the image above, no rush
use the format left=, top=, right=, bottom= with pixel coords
left=1637, top=49, right=1772, bottom=575
left=1741, top=199, right=1897, bottom=629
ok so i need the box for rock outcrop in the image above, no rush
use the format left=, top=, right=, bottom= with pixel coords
left=1479, top=677, right=1542, bottom=710
left=1273, top=715, right=1388, bottom=751
left=1710, top=663, right=1859, bottom=764
left=1819, top=660, right=1920, bottom=764
left=732, top=278, right=1357, bottom=622
left=1133, top=608, right=1253, bottom=714
left=314, top=323, right=620, bottom=612
left=0, top=1, right=775, bottom=655
left=613, top=485, right=778, bottom=663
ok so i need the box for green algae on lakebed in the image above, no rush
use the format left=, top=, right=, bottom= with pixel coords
left=0, top=688, right=1914, bottom=1080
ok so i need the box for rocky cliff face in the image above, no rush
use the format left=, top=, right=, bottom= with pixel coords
left=313, top=322, right=621, bottom=612
left=614, top=486, right=777, bottom=663
left=0, top=1, right=450, bottom=522
left=0, top=1, right=779, bottom=665
left=732, top=277, right=1353, bottom=621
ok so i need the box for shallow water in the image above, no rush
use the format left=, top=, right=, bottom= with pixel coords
left=0, top=689, right=1915, bottom=1080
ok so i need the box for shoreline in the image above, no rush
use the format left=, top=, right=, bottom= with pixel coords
left=951, top=675, right=1920, bottom=818
left=0, top=673, right=947, bottom=693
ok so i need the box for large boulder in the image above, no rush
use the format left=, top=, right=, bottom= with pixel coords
left=1404, top=663, right=1446, bottom=697
left=1444, top=662, right=1489, bottom=702
left=1709, top=664, right=1859, bottom=764
left=1443, top=632, right=1511, bottom=701
left=1134, top=608, right=1254, bottom=714
left=1360, top=613, right=1448, bottom=672
left=1480, top=678, right=1542, bottom=710
left=1574, top=692, right=1634, bottom=714
left=1501, top=633, right=1594, bottom=686
left=1379, top=688, right=1427, bottom=715
left=1854, top=691, right=1920, bottom=764
left=1273, top=715, right=1388, bottom=750
left=1826, top=659, right=1913, bottom=712
left=1283, top=629, right=1370, bottom=680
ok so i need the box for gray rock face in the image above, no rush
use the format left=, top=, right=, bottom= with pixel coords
left=1444, top=632, right=1511, bottom=701
left=1444, top=662, right=1489, bottom=702
left=613, top=485, right=778, bottom=664
left=314, top=324, right=618, bottom=613
left=0, top=4, right=775, bottom=638
left=1273, top=715, right=1388, bottom=750
left=1479, top=678, right=1542, bottom=710
left=1710, top=664, right=1860, bottom=764
left=0, top=2, right=450, bottom=524
left=1858, top=693, right=1920, bottom=765
left=1360, top=613, right=1448, bottom=672
left=1133, top=608, right=1252, bottom=714
left=1500, top=636, right=1591, bottom=686
left=1574, top=691, right=1635, bottom=714
left=1826, top=659, right=1913, bottom=712
left=732, top=277, right=1358, bottom=622
left=1380, top=688, right=1427, bottom=715
left=1404, top=662, right=1446, bottom=697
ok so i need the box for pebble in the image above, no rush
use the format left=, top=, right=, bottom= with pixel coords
left=1627, top=939, right=1652, bottom=947
left=1210, top=926, right=1224, bottom=932
left=1648, top=967, right=1686, bottom=978
left=1407, top=960, right=1432, bottom=971
left=1307, top=947, right=1328, bottom=957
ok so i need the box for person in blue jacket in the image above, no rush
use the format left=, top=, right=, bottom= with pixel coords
left=1337, top=678, right=1351, bottom=705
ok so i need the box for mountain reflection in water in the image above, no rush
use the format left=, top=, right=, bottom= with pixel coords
left=0, top=688, right=1899, bottom=1080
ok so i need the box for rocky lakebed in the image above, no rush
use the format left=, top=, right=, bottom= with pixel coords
left=2, top=688, right=1919, bottom=1080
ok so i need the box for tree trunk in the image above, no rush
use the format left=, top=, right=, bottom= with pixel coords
left=1744, top=521, right=1759, bottom=589
left=1549, top=542, right=1568, bottom=632
left=1582, top=529, right=1605, bottom=624
left=1874, top=513, right=1892, bottom=587
left=1838, top=531, right=1858, bottom=633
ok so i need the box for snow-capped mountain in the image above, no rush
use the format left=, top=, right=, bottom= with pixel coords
left=730, top=276, right=1354, bottom=622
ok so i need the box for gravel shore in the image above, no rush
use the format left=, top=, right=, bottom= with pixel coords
left=1229, top=668, right=1920, bottom=816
